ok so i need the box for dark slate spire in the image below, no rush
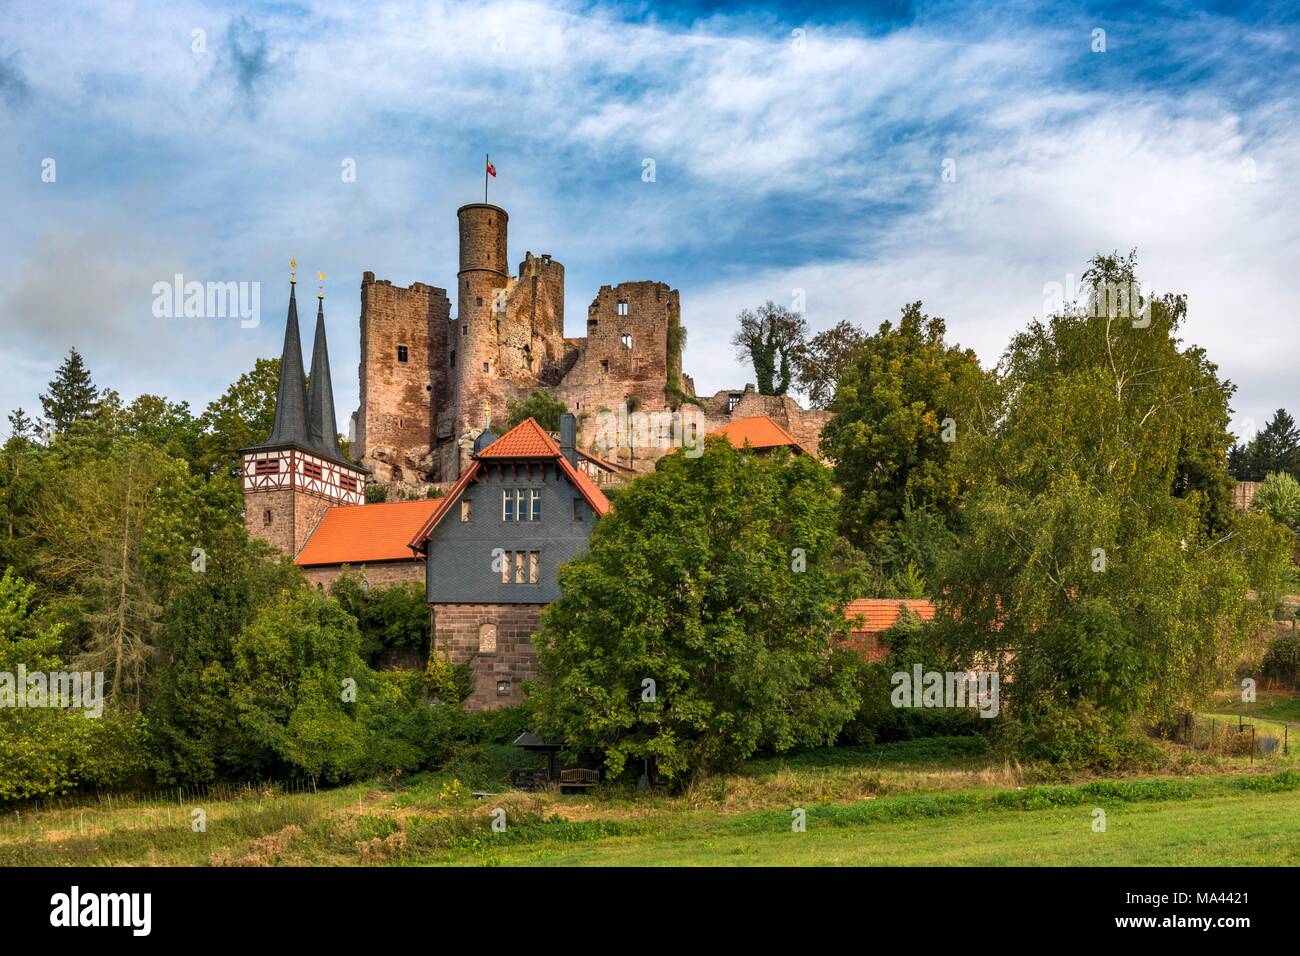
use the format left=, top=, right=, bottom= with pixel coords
left=305, top=289, right=344, bottom=463
left=262, top=280, right=312, bottom=449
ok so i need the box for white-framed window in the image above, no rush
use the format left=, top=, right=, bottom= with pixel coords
left=502, top=489, right=540, bottom=521
left=617, top=300, right=628, bottom=316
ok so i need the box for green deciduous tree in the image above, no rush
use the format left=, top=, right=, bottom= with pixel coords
left=504, top=389, right=568, bottom=433
left=820, top=302, right=993, bottom=552
left=935, top=253, right=1291, bottom=754
left=794, top=319, right=868, bottom=409
left=1250, top=471, right=1300, bottom=532
left=0, top=568, right=148, bottom=800
left=534, top=438, right=860, bottom=783
left=197, top=357, right=280, bottom=480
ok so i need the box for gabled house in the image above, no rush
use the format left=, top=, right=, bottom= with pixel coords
left=407, top=413, right=611, bottom=709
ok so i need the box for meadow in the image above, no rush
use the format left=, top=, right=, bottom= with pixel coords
left=4, top=728, right=1299, bottom=867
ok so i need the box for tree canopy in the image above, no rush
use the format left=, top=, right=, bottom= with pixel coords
left=534, top=438, right=860, bottom=782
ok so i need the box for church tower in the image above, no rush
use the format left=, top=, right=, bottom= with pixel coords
left=242, top=267, right=367, bottom=556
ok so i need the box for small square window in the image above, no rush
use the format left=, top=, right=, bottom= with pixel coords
left=476, top=296, right=484, bottom=307
left=461, top=499, right=472, bottom=522
left=397, top=345, right=409, bottom=363
left=496, top=680, right=511, bottom=696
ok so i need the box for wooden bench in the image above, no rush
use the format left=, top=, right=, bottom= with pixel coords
left=558, top=768, right=599, bottom=793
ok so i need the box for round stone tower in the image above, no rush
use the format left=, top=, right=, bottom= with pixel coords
left=455, top=203, right=509, bottom=442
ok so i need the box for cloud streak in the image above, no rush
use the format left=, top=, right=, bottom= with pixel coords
left=0, top=0, right=1295, bottom=436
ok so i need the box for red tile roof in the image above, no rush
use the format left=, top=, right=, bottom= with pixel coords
left=475, top=417, right=561, bottom=458
left=295, top=498, right=441, bottom=567
left=842, top=599, right=936, bottom=661
left=711, top=414, right=808, bottom=454
left=406, top=418, right=611, bottom=553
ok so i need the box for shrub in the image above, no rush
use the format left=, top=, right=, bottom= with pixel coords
left=1262, top=631, right=1300, bottom=686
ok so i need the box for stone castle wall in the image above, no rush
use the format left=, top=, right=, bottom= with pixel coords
left=354, top=202, right=827, bottom=489
left=356, top=274, right=450, bottom=485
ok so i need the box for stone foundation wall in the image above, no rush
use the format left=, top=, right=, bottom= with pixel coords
left=301, top=559, right=426, bottom=591
left=430, top=602, right=545, bottom=711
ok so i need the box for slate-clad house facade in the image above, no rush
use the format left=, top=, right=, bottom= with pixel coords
left=408, top=414, right=610, bottom=709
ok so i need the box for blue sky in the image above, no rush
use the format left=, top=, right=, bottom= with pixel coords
left=1, top=0, right=1297, bottom=439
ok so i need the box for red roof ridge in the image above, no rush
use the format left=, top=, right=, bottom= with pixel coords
left=475, top=417, right=562, bottom=459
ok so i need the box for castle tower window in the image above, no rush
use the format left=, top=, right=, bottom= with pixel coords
left=450, top=350, right=456, bottom=367
left=727, top=393, right=741, bottom=413
left=476, top=296, right=484, bottom=307
left=600, top=360, right=609, bottom=374
left=588, top=319, right=598, bottom=333
left=263, top=508, right=272, bottom=526
left=621, top=333, right=633, bottom=349
left=462, top=325, right=468, bottom=337
left=617, top=300, right=629, bottom=316
left=482, top=362, right=489, bottom=373
left=397, top=345, right=409, bottom=363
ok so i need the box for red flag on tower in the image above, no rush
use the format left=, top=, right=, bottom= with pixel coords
left=486, top=158, right=496, bottom=178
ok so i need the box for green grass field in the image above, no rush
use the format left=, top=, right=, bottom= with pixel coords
left=4, top=736, right=1299, bottom=866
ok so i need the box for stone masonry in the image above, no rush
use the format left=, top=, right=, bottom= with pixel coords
left=353, top=200, right=830, bottom=491
left=430, top=602, right=546, bottom=710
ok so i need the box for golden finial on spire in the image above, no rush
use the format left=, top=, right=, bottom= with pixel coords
left=290, top=257, right=297, bottom=284
left=317, top=271, right=325, bottom=299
